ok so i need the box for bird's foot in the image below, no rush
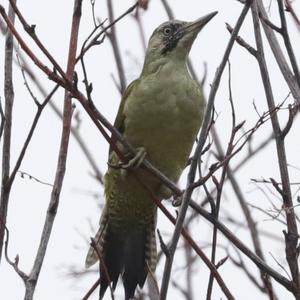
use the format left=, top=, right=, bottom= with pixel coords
left=122, top=147, right=147, bottom=169
left=172, top=193, right=183, bottom=207
left=108, top=147, right=147, bottom=170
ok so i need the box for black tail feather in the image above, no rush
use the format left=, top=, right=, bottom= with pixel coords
left=99, top=226, right=149, bottom=300
left=122, top=228, right=147, bottom=300
left=99, top=227, right=124, bottom=299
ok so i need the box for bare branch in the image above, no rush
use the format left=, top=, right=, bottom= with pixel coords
left=7, top=86, right=58, bottom=189
left=1, top=218, right=28, bottom=282
left=17, top=171, right=52, bottom=187
left=23, top=1, right=82, bottom=298
left=79, top=2, right=138, bottom=60
left=230, top=251, right=265, bottom=292
left=284, top=0, right=300, bottom=29
left=280, top=103, right=299, bottom=138
left=0, top=0, right=16, bottom=262
left=132, top=7, right=147, bottom=53
left=6, top=0, right=68, bottom=82
left=148, top=190, right=235, bottom=300
left=89, top=238, right=115, bottom=300
left=189, top=200, right=293, bottom=292
left=160, top=0, right=174, bottom=20
left=206, top=61, right=238, bottom=300
left=226, top=22, right=257, bottom=57
left=106, top=0, right=126, bottom=93
left=277, top=0, right=300, bottom=86
left=0, top=98, right=5, bottom=141
left=82, top=278, right=101, bottom=300
left=252, top=2, right=300, bottom=297
left=257, top=0, right=300, bottom=104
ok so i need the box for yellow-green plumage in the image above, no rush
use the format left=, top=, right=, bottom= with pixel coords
left=85, top=12, right=217, bottom=300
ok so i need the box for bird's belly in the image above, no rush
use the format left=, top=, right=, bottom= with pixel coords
left=124, top=91, right=202, bottom=181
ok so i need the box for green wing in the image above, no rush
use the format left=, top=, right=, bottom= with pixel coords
left=109, top=79, right=139, bottom=155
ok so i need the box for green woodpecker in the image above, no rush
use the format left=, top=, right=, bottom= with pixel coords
left=85, top=12, right=217, bottom=300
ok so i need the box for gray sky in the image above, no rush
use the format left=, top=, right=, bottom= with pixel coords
left=0, top=0, right=300, bottom=299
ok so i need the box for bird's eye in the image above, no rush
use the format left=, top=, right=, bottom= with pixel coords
left=163, top=27, right=172, bottom=36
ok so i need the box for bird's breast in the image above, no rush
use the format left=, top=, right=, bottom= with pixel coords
left=123, top=69, right=204, bottom=180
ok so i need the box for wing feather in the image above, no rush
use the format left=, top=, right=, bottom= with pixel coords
left=109, top=79, right=139, bottom=155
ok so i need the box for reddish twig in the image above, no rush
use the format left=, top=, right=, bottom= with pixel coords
left=23, top=1, right=82, bottom=299
left=82, top=278, right=101, bottom=300
left=284, top=0, right=300, bottom=28
left=89, top=238, right=115, bottom=300
left=6, top=0, right=68, bottom=82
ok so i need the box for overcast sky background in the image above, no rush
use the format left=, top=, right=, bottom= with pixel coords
left=0, top=0, right=300, bottom=299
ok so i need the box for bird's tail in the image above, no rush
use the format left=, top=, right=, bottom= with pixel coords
left=85, top=207, right=157, bottom=300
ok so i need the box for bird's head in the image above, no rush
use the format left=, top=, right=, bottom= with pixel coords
left=142, top=12, right=217, bottom=73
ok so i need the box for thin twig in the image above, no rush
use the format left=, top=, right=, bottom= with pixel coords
left=257, top=0, right=300, bottom=104
left=1, top=218, right=28, bottom=281
left=0, top=6, right=67, bottom=87
left=16, top=52, right=40, bottom=105
left=18, top=171, right=53, bottom=187
left=160, top=0, right=174, bottom=20
left=106, top=0, right=126, bottom=93
left=226, top=22, right=257, bottom=57
left=79, top=2, right=138, bottom=60
left=277, top=0, right=300, bottom=87
left=184, top=232, right=194, bottom=300
left=260, top=15, right=282, bottom=33
left=206, top=61, right=238, bottom=300
left=132, top=8, right=147, bottom=53
left=145, top=190, right=235, bottom=300
left=269, top=251, right=292, bottom=281
left=280, top=103, right=299, bottom=138
left=230, top=251, right=265, bottom=292
left=0, top=97, right=5, bottom=142
left=90, top=238, right=115, bottom=300
left=19, top=61, right=104, bottom=183
left=189, top=200, right=293, bottom=292
left=7, top=86, right=58, bottom=189
left=284, top=0, right=300, bottom=29
left=82, top=278, right=101, bottom=300
left=6, top=0, right=68, bottom=82
left=191, top=105, right=280, bottom=191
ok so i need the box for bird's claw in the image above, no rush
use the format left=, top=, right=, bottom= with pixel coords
left=108, top=147, right=147, bottom=170
left=172, top=193, right=183, bottom=207
left=107, top=161, right=124, bottom=169
left=122, top=147, right=147, bottom=169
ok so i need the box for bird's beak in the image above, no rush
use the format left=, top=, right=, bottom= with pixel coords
left=183, top=11, right=218, bottom=34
